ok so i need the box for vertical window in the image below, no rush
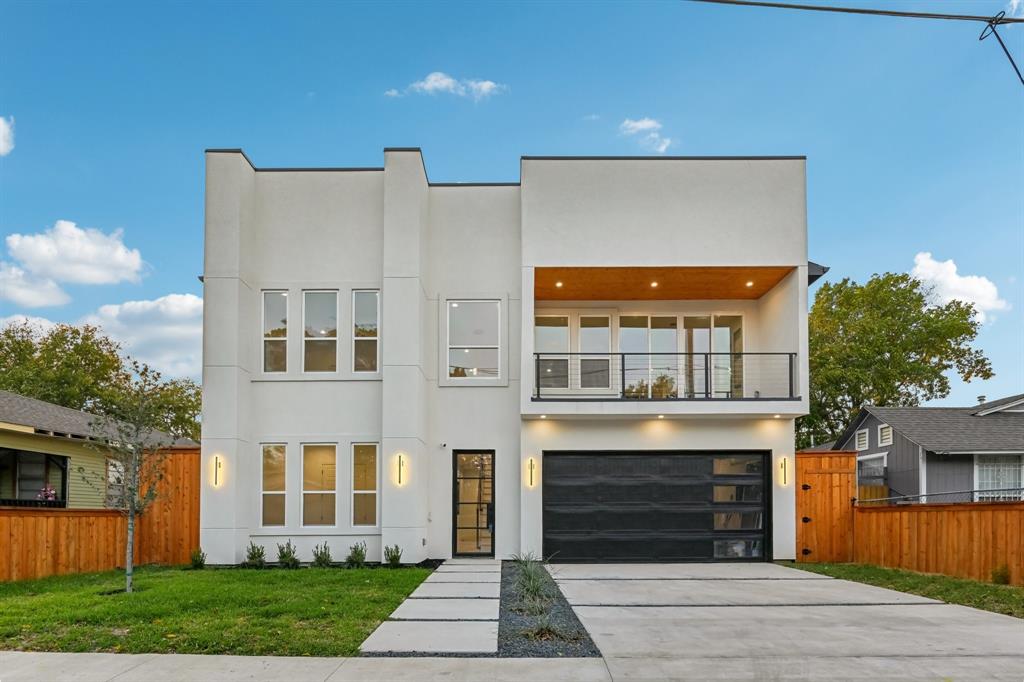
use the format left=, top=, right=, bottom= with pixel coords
left=535, top=316, right=569, bottom=389
left=712, top=315, right=743, bottom=398
left=855, top=429, right=869, bottom=451
left=353, top=290, right=379, bottom=373
left=303, top=291, right=337, bottom=372
left=878, top=424, right=893, bottom=447
left=106, top=459, right=126, bottom=509
left=683, top=316, right=711, bottom=398
left=352, top=444, right=378, bottom=526
left=579, top=316, right=610, bottom=389
left=262, top=291, right=288, bottom=373
left=650, top=316, right=679, bottom=399
left=302, top=444, right=336, bottom=526
left=447, top=300, right=500, bottom=379
left=976, top=455, right=1023, bottom=501
left=261, top=445, right=286, bottom=526
left=619, top=316, right=649, bottom=398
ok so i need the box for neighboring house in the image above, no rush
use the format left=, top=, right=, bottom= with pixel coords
left=0, top=390, right=196, bottom=509
left=834, top=394, right=1024, bottom=502
left=201, top=148, right=825, bottom=564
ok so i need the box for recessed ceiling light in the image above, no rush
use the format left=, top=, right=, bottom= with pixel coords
left=746, top=281, right=754, bottom=287
left=540, top=415, right=547, bottom=419
left=451, top=302, right=459, bottom=307
left=650, top=281, right=658, bottom=288
left=555, top=281, right=563, bottom=288
left=658, top=415, right=665, bottom=419
left=774, top=414, right=781, bottom=419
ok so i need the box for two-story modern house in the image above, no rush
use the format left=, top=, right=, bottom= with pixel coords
left=200, top=148, right=822, bottom=564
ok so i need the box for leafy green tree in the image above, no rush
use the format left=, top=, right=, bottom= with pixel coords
left=0, top=321, right=200, bottom=441
left=798, top=273, right=993, bottom=449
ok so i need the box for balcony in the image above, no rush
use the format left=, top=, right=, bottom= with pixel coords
left=532, top=352, right=798, bottom=401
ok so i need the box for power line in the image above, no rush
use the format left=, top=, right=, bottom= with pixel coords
left=687, top=0, right=1024, bottom=87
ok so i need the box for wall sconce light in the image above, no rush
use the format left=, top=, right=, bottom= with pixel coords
left=525, top=457, right=539, bottom=489
left=397, top=453, right=406, bottom=486
left=780, top=456, right=788, bottom=486
left=213, top=455, right=223, bottom=487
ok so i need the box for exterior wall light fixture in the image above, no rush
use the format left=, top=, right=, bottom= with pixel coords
left=397, top=453, right=406, bottom=486
left=214, top=455, right=223, bottom=487
left=780, top=456, right=788, bottom=486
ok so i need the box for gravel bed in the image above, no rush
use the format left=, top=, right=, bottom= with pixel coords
left=497, top=560, right=601, bottom=658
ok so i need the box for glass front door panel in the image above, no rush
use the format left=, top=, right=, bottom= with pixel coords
left=454, top=452, right=494, bottom=556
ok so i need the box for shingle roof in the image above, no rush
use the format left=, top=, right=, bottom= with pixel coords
left=0, top=390, right=197, bottom=448
left=799, top=441, right=837, bottom=452
left=836, top=399, right=1024, bottom=454
left=974, top=393, right=1024, bottom=415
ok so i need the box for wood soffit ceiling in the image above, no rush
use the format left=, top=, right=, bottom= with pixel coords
left=534, top=266, right=795, bottom=301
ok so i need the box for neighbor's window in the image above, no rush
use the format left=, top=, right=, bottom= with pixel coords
left=447, top=300, right=500, bottom=379
left=536, top=316, right=569, bottom=389
left=303, top=291, right=337, bottom=372
left=857, top=454, right=886, bottom=485
left=353, top=290, right=379, bottom=373
left=352, top=443, right=378, bottom=526
left=302, top=444, right=336, bottom=526
left=262, top=291, right=288, bottom=372
left=261, top=444, right=286, bottom=526
left=855, top=429, right=869, bottom=451
left=976, top=455, right=1023, bottom=501
left=878, top=424, right=893, bottom=447
left=106, top=459, right=126, bottom=509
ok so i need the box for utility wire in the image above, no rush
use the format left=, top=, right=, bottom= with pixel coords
left=687, top=0, right=1024, bottom=87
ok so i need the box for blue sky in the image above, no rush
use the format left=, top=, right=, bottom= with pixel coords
left=1, top=0, right=1021, bottom=404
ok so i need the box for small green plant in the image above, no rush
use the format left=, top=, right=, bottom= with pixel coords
left=277, top=540, right=300, bottom=569
left=311, top=542, right=333, bottom=568
left=346, top=541, right=367, bottom=568
left=242, top=541, right=266, bottom=569
left=991, top=564, right=1011, bottom=585
left=384, top=544, right=402, bottom=567
left=189, top=547, right=207, bottom=570
left=521, top=612, right=563, bottom=642
left=512, top=552, right=550, bottom=602
left=514, top=595, right=550, bottom=617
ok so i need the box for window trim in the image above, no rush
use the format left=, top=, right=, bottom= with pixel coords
left=302, top=290, right=339, bottom=374
left=535, top=314, right=571, bottom=392
left=973, top=453, right=1024, bottom=502
left=351, top=289, right=380, bottom=374
left=441, top=296, right=507, bottom=387
left=856, top=452, right=887, bottom=484
left=577, top=313, right=613, bottom=392
left=301, top=442, right=337, bottom=527
left=260, top=443, right=287, bottom=528
left=877, top=424, right=893, bottom=447
left=351, top=442, right=379, bottom=527
left=854, top=428, right=869, bottom=451
left=261, top=290, right=288, bottom=374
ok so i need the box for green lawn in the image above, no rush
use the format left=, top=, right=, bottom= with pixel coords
left=783, top=562, right=1024, bottom=619
left=0, top=565, right=430, bottom=656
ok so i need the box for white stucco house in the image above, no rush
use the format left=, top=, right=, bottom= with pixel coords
left=200, top=147, right=824, bottom=565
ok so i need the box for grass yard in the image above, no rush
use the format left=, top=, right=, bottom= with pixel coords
left=0, top=565, right=430, bottom=656
left=785, top=562, right=1024, bottom=619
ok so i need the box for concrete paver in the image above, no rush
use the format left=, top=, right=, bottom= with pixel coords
left=329, top=657, right=611, bottom=681
left=360, top=621, right=499, bottom=654
left=424, top=570, right=501, bottom=583
left=435, top=563, right=501, bottom=573
left=0, top=651, right=158, bottom=682
left=409, top=581, right=500, bottom=598
left=547, top=562, right=830, bottom=581
left=391, top=597, right=500, bottom=620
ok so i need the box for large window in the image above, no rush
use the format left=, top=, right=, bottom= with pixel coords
left=976, top=455, right=1023, bottom=501
left=261, top=444, right=286, bottom=526
left=303, top=291, right=338, bottom=372
left=620, top=315, right=678, bottom=399
left=447, top=300, right=500, bottom=379
left=353, top=290, right=379, bottom=373
left=579, top=315, right=611, bottom=389
left=0, top=450, right=67, bottom=507
left=352, top=443, right=378, bottom=526
left=262, top=291, right=288, bottom=373
left=536, top=316, right=569, bottom=389
left=302, top=444, right=336, bottom=526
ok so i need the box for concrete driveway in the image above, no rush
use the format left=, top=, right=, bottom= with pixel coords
left=548, top=562, right=1024, bottom=681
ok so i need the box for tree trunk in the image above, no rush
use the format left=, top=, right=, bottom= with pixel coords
left=126, top=505, right=135, bottom=593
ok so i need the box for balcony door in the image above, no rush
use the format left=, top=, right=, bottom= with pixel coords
left=621, top=315, right=679, bottom=399
left=453, top=451, right=495, bottom=557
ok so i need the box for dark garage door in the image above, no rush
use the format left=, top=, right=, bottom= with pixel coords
left=543, top=451, right=770, bottom=562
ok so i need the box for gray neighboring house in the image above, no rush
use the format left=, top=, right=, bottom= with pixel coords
left=834, top=394, right=1024, bottom=501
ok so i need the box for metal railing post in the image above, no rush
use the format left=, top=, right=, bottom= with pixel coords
left=620, top=353, right=627, bottom=399
left=704, top=353, right=711, bottom=399
left=789, top=353, right=795, bottom=398
left=535, top=354, right=541, bottom=399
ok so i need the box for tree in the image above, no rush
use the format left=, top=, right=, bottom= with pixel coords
left=84, top=362, right=182, bottom=593
left=798, top=273, right=993, bottom=449
left=0, top=321, right=200, bottom=441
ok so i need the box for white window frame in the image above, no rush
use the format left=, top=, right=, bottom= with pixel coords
left=351, top=443, right=379, bottom=527
left=877, top=424, right=893, bottom=447
left=576, top=313, right=613, bottom=392
left=444, top=298, right=503, bottom=383
left=260, top=443, right=286, bottom=528
left=351, top=289, right=380, bottom=374
left=535, top=314, right=571, bottom=393
left=973, top=454, right=1024, bottom=502
left=261, top=290, right=288, bottom=374
left=856, top=452, right=887, bottom=484
left=301, top=443, right=337, bottom=527
left=302, top=290, right=339, bottom=374
left=854, top=429, right=869, bottom=451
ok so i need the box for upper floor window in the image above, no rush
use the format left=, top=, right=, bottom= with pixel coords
left=303, top=291, right=337, bottom=373
left=536, top=316, right=569, bottom=389
left=579, top=315, right=611, bottom=389
left=353, top=290, right=379, bottom=373
left=878, top=424, right=893, bottom=447
left=262, top=291, right=288, bottom=373
left=447, top=300, right=500, bottom=379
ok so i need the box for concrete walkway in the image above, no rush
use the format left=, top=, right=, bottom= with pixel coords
left=359, top=558, right=502, bottom=655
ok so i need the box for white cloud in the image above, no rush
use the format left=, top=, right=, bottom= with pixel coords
left=396, top=71, right=507, bottom=101
left=911, top=252, right=1010, bottom=323
left=0, top=262, right=70, bottom=307
left=81, top=293, right=203, bottom=378
left=0, top=116, right=13, bottom=156
left=0, top=313, right=58, bottom=333
left=1008, top=0, right=1023, bottom=18
left=620, top=117, right=673, bottom=154
left=6, top=219, right=143, bottom=285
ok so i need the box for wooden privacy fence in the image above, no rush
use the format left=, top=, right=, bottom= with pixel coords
left=796, top=451, right=1024, bottom=585
left=0, top=449, right=199, bottom=581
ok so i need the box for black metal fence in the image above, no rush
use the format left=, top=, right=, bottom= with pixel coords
left=532, top=352, right=798, bottom=401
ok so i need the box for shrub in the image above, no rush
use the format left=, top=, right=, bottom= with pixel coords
left=384, top=544, right=402, bottom=567
left=992, top=564, right=1011, bottom=585
left=312, top=542, right=333, bottom=568
left=346, top=541, right=367, bottom=568
left=277, top=540, right=300, bottom=569
left=512, top=552, right=550, bottom=602
left=242, top=542, right=266, bottom=569
left=190, top=547, right=207, bottom=570
left=521, top=613, right=563, bottom=642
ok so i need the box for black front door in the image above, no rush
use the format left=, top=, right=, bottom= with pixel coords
left=453, top=451, right=495, bottom=556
